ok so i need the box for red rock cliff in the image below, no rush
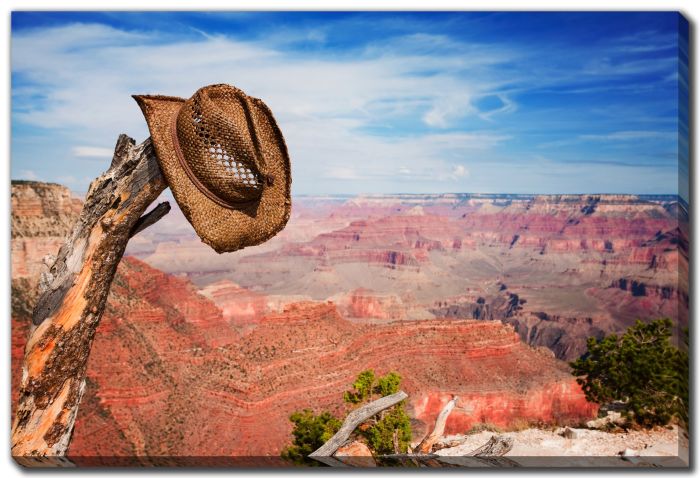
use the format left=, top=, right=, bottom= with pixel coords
left=11, top=184, right=602, bottom=464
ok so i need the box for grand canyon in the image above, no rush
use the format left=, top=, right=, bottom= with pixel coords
left=11, top=181, right=688, bottom=464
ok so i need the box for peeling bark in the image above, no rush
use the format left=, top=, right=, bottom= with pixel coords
left=466, top=434, right=514, bottom=457
left=12, top=135, right=169, bottom=466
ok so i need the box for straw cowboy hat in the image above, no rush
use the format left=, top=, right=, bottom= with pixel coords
left=133, top=84, right=292, bottom=253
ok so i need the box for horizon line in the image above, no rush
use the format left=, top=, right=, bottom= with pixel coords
left=10, top=179, right=684, bottom=203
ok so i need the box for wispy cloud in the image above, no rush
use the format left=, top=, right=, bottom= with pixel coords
left=11, top=21, right=516, bottom=194
left=611, top=30, right=677, bottom=53
left=540, top=130, right=677, bottom=149
left=323, top=167, right=360, bottom=180
left=10, top=13, right=682, bottom=196
left=579, top=131, right=676, bottom=141
left=72, top=146, right=114, bottom=158
left=451, top=164, right=468, bottom=179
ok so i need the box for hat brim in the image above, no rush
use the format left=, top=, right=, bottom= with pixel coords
left=133, top=94, right=292, bottom=253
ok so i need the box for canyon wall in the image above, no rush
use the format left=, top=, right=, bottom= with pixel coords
left=11, top=182, right=600, bottom=464
left=136, top=194, right=687, bottom=361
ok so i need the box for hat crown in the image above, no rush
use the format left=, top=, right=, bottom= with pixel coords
left=175, top=84, right=265, bottom=205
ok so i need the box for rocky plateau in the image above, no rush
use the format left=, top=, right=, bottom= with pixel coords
left=132, top=193, right=688, bottom=360
left=12, top=182, right=687, bottom=463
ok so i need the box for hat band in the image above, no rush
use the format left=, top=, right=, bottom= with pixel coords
left=169, top=106, right=258, bottom=210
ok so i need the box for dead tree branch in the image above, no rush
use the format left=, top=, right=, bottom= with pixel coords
left=416, top=395, right=458, bottom=453
left=309, top=390, right=408, bottom=466
left=129, top=201, right=171, bottom=238
left=12, top=135, right=168, bottom=466
left=433, top=436, right=471, bottom=451
left=466, top=434, right=514, bottom=457
left=380, top=435, right=516, bottom=468
left=310, top=387, right=518, bottom=468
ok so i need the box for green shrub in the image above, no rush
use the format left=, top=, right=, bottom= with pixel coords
left=283, top=369, right=412, bottom=465
left=345, top=369, right=411, bottom=454
left=375, top=371, right=402, bottom=397
left=365, top=402, right=412, bottom=454
left=570, top=319, right=688, bottom=428
left=281, top=410, right=341, bottom=466
left=343, top=369, right=376, bottom=404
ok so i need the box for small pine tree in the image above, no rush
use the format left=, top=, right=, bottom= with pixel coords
left=365, top=402, right=412, bottom=455
left=344, top=369, right=412, bottom=454
left=375, top=371, right=401, bottom=396
left=283, top=369, right=412, bottom=465
left=281, top=410, right=341, bottom=466
left=344, top=369, right=376, bottom=404
left=570, top=319, right=688, bottom=428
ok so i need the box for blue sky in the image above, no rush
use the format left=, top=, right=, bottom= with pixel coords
left=11, top=12, right=688, bottom=199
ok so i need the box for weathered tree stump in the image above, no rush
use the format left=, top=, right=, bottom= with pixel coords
left=466, top=434, right=514, bottom=457
left=416, top=395, right=459, bottom=453
left=11, top=135, right=169, bottom=466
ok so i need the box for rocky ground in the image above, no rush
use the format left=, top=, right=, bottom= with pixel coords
left=436, top=425, right=688, bottom=467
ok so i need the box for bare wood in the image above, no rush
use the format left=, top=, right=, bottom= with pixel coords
left=430, top=431, right=514, bottom=454
left=379, top=434, right=517, bottom=468
left=309, top=390, right=408, bottom=466
left=12, top=135, right=169, bottom=465
left=433, top=436, right=470, bottom=451
left=129, top=201, right=171, bottom=238
left=466, top=434, right=514, bottom=457
left=381, top=453, right=440, bottom=460
left=416, top=395, right=458, bottom=453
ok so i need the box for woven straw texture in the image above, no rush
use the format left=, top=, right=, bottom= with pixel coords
left=134, top=84, right=291, bottom=253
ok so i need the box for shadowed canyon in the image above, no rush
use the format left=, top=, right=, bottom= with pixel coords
left=12, top=181, right=687, bottom=463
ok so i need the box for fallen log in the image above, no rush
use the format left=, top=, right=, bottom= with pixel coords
left=381, top=453, right=439, bottom=460
left=12, top=135, right=169, bottom=465
left=467, top=434, right=514, bottom=456
left=309, top=390, right=408, bottom=466
left=379, top=435, right=517, bottom=468
left=433, top=436, right=470, bottom=451
left=416, top=395, right=458, bottom=453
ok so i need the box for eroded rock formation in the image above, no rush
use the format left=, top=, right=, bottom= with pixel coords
left=139, top=194, right=687, bottom=361
left=11, top=182, right=599, bottom=463
left=14, top=183, right=686, bottom=463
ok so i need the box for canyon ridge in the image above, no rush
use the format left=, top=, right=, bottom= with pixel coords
left=11, top=181, right=687, bottom=463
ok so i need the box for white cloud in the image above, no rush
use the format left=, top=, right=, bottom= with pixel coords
left=423, top=91, right=476, bottom=128
left=451, top=164, right=468, bottom=179
left=11, top=22, right=520, bottom=195
left=539, top=130, right=676, bottom=149
left=72, top=146, right=114, bottom=158
left=54, top=25, right=663, bottom=203
left=323, top=167, right=360, bottom=180
left=579, top=130, right=676, bottom=141
left=476, top=94, right=518, bottom=120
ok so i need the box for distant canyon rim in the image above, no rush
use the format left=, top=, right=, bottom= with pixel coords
left=131, top=190, right=688, bottom=360
left=11, top=181, right=687, bottom=462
